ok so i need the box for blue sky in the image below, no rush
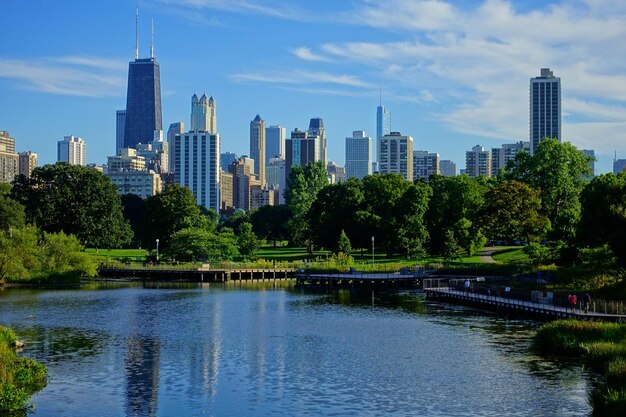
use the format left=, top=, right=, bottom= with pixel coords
left=2, top=0, right=626, bottom=174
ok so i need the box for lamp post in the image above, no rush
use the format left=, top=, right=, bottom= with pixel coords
left=371, top=236, right=375, bottom=265
left=156, top=239, right=160, bottom=262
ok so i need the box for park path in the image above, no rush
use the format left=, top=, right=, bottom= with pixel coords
left=478, top=247, right=498, bottom=264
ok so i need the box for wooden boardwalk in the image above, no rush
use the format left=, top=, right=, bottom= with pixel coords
left=97, top=267, right=296, bottom=283
left=296, top=272, right=421, bottom=290
left=424, top=287, right=626, bottom=322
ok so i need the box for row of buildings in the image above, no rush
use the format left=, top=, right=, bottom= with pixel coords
left=0, top=130, right=37, bottom=183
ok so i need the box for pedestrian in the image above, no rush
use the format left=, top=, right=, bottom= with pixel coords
left=583, top=293, right=591, bottom=314
left=567, top=294, right=574, bottom=313
left=464, top=279, right=470, bottom=293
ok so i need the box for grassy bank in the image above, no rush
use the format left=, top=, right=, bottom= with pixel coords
left=534, top=320, right=626, bottom=415
left=0, top=326, right=47, bottom=413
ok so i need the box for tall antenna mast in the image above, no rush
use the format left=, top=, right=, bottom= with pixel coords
left=150, top=18, right=154, bottom=59
left=135, top=5, right=139, bottom=59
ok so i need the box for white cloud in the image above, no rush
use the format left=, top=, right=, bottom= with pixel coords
left=154, top=0, right=306, bottom=21
left=0, top=56, right=126, bottom=97
left=291, top=47, right=328, bottom=62
left=231, top=69, right=371, bottom=88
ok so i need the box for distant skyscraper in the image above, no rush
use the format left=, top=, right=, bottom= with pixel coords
left=376, top=97, right=391, bottom=164
left=191, top=93, right=216, bottom=133
left=439, top=160, right=456, bottom=177
left=18, top=151, right=37, bottom=179
left=413, top=150, right=439, bottom=181
left=308, top=117, right=327, bottom=165
left=220, top=152, right=237, bottom=171
left=266, top=157, right=286, bottom=204
left=265, top=125, right=286, bottom=164
left=250, top=115, right=266, bottom=185
left=285, top=128, right=321, bottom=182
left=378, top=131, right=413, bottom=181
left=0, top=131, right=18, bottom=184
left=116, top=110, right=126, bottom=154
left=123, top=12, right=162, bottom=149
left=465, top=145, right=491, bottom=178
left=326, top=161, right=346, bottom=184
left=530, top=68, right=561, bottom=154
left=491, top=141, right=530, bottom=176
left=57, top=135, right=86, bottom=166
left=582, top=149, right=595, bottom=179
left=614, top=159, right=626, bottom=174
left=345, top=130, right=372, bottom=180
left=174, top=132, right=220, bottom=211
left=228, top=156, right=261, bottom=211
left=167, top=122, right=184, bottom=173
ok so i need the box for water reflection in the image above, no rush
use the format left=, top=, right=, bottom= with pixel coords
left=125, top=335, right=160, bottom=417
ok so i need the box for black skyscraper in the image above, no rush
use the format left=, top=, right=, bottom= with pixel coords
left=123, top=57, right=162, bottom=149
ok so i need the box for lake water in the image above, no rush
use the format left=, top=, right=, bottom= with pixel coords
left=0, top=283, right=593, bottom=416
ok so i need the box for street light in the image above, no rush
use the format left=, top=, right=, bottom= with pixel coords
left=156, top=239, right=160, bottom=262
left=371, top=236, right=375, bottom=265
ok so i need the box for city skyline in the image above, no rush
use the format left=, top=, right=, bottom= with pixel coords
left=2, top=1, right=626, bottom=174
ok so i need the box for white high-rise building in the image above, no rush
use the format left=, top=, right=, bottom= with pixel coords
left=266, top=157, right=286, bottom=204
left=439, top=160, right=456, bottom=177
left=345, top=130, right=372, bottom=180
left=465, top=145, right=491, bottom=178
left=530, top=68, right=561, bottom=154
left=413, top=150, right=439, bottom=181
left=250, top=115, right=266, bottom=186
left=378, top=131, right=413, bottom=181
left=174, top=132, right=220, bottom=211
left=265, top=125, right=286, bottom=164
left=190, top=93, right=216, bottom=133
left=57, top=135, right=86, bottom=166
left=491, top=141, right=530, bottom=176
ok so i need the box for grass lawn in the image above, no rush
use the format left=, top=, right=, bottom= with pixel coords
left=491, top=246, right=530, bottom=264
left=85, top=248, right=148, bottom=259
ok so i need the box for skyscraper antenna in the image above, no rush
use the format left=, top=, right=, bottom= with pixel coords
left=135, top=4, right=139, bottom=59
left=150, top=18, right=154, bottom=59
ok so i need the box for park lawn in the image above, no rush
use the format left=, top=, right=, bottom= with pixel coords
left=491, top=247, right=530, bottom=264
left=85, top=248, right=148, bottom=259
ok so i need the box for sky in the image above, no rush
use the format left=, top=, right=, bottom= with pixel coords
left=2, top=0, right=626, bottom=174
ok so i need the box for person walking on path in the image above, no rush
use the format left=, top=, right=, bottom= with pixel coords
left=568, top=294, right=577, bottom=313
left=583, top=293, right=591, bottom=314
left=464, top=279, right=470, bottom=293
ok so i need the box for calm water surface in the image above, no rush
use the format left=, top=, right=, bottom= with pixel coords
left=0, top=284, right=592, bottom=416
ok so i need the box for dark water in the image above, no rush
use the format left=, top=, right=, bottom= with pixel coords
left=0, top=284, right=592, bottom=416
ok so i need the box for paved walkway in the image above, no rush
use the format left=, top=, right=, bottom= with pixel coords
left=477, top=247, right=498, bottom=264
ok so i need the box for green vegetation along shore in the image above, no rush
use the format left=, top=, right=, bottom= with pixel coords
left=534, top=320, right=626, bottom=415
left=0, top=326, right=47, bottom=413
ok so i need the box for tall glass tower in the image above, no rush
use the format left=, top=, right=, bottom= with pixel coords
left=250, top=114, right=266, bottom=185
left=123, top=12, right=162, bottom=149
left=530, top=68, right=561, bottom=155
left=376, top=98, right=391, bottom=165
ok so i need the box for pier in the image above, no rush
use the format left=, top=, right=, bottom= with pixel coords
left=295, top=271, right=421, bottom=290
left=97, top=266, right=296, bottom=283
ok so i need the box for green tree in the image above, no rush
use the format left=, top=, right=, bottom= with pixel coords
left=250, top=205, right=291, bottom=247
left=478, top=180, right=550, bottom=244
left=38, top=231, right=97, bottom=278
left=285, top=161, right=328, bottom=250
left=441, top=229, right=462, bottom=264
left=427, top=175, right=486, bottom=256
left=579, top=173, right=626, bottom=266
left=168, top=227, right=239, bottom=262
left=10, top=163, right=132, bottom=248
left=120, top=193, right=147, bottom=247
left=505, top=138, right=592, bottom=242
left=236, top=222, right=260, bottom=260
left=337, top=229, right=352, bottom=255
left=392, top=181, right=432, bottom=259
left=0, top=183, right=25, bottom=232
left=0, top=226, right=38, bottom=283
left=144, top=184, right=209, bottom=252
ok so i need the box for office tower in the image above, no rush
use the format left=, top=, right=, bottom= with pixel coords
left=613, top=159, right=626, bottom=174
left=308, top=117, right=327, bottom=165
left=413, top=150, right=439, bottom=181
left=123, top=12, right=162, bottom=149
left=582, top=149, right=595, bottom=179
left=266, top=157, right=286, bottom=204
left=530, top=68, right=561, bottom=154
left=57, top=135, right=86, bottom=166
left=18, top=151, right=37, bottom=179
left=376, top=97, right=391, bottom=164
left=491, top=141, right=530, bottom=176
left=250, top=115, right=266, bottom=185
left=220, top=152, right=237, bottom=171
left=440, top=160, right=457, bottom=177
left=285, top=128, right=321, bottom=182
left=107, top=148, right=146, bottom=172
left=107, top=170, right=162, bottom=198
left=265, top=125, right=286, bottom=165
left=465, top=145, right=491, bottom=178
left=228, top=157, right=261, bottom=211
left=116, top=110, right=126, bottom=154
left=167, top=122, right=184, bottom=174
left=137, top=131, right=168, bottom=173
left=345, top=130, right=373, bottom=180
left=327, top=162, right=346, bottom=184
left=251, top=187, right=276, bottom=209
left=220, top=171, right=234, bottom=212
left=174, top=132, right=220, bottom=211
left=378, top=131, right=413, bottom=181
left=0, top=131, right=18, bottom=183
left=191, top=93, right=216, bottom=133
